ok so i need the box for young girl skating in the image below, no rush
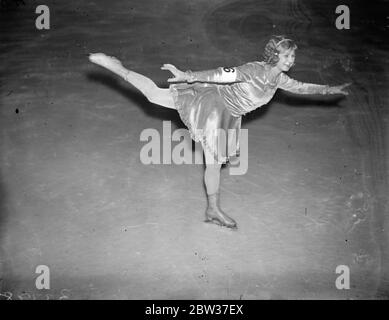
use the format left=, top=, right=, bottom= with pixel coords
left=89, top=35, right=350, bottom=230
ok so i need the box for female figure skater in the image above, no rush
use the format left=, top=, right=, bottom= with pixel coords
left=89, top=35, right=350, bottom=230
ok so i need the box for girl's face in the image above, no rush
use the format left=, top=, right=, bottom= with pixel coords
left=275, top=48, right=295, bottom=72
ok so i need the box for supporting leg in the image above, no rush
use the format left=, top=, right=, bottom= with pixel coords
left=203, top=149, right=237, bottom=229
left=89, top=53, right=176, bottom=109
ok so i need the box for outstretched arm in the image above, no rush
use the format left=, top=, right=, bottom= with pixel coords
left=278, top=73, right=351, bottom=95
left=161, top=63, right=259, bottom=84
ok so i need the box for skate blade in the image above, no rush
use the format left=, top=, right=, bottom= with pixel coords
left=204, top=218, right=238, bottom=230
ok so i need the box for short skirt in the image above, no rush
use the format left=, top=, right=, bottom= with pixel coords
left=169, top=83, right=242, bottom=164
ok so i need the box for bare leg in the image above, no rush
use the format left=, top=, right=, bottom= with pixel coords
left=89, top=53, right=176, bottom=109
left=203, top=149, right=237, bottom=229
left=204, top=151, right=221, bottom=195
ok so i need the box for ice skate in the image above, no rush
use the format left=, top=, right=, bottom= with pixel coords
left=205, top=193, right=237, bottom=229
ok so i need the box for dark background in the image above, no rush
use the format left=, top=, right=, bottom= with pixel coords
left=0, top=0, right=388, bottom=299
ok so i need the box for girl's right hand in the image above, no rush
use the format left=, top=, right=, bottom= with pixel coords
left=329, top=82, right=352, bottom=95
left=161, top=64, right=187, bottom=82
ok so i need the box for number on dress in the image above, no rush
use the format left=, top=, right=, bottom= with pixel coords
left=223, top=67, right=235, bottom=73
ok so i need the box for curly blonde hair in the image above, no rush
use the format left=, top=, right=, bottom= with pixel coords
left=262, top=35, right=297, bottom=66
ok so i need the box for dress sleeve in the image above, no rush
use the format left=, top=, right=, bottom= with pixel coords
left=185, top=62, right=260, bottom=84
left=277, top=72, right=330, bottom=95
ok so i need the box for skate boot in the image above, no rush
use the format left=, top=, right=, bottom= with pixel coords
left=205, top=193, right=237, bottom=229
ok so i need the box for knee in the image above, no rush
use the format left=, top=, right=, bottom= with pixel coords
left=146, top=88, right=176, bottom=109
left=146, top=90, right=158, bottom=104
left=143, top=84, right=160, bottom=103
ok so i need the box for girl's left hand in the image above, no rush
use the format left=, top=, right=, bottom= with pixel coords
left=329, top=82, right=352, bottom=95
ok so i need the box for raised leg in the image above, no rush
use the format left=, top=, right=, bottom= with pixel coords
left=203, top=148, right=237, bottom=229
left=89, top=53, right=176, bottom=109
